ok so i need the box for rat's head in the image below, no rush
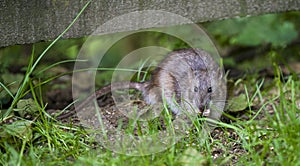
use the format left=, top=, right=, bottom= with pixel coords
left=180, top=49, right=214, bottom=115
left=183, top=68, right=212, bottom=115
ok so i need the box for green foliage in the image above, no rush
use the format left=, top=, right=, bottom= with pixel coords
left=0, top=120, right=33, bottom=141
left=14, top=99, right=39, bottom=117
left=207, top=13, right=298, bottom=47
left=226, top=93, right=249, bottom=112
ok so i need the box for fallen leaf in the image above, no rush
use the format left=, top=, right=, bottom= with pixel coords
left=227, top=94, right=249, bottom=112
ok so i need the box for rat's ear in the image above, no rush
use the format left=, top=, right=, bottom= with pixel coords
left=218, top=67, right=227, bottom=82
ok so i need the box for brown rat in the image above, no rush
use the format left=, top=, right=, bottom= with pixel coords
left=57, top=48, right=224, bottom=120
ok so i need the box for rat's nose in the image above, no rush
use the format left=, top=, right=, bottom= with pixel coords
left=199, top=105, right=205, bottom=112
left=198, top=105, right=206, bottom=113
left=199, top=104, right=210, bottom=117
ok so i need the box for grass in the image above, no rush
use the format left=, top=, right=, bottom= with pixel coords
left=0, top=49, right=299, bottom=165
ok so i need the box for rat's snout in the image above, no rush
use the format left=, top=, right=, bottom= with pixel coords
left=198, top=104, right=208, bottom=112
left=198, top=98, right=211, bottom=116
left=198, top=105, right=206, bottom=112
left=198, top=104, right=211, bottom=117
left=198, top=95, right=211, bottom=116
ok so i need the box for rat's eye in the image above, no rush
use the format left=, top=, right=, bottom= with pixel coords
left=207, top=87, right=212, bottom=93
left=194, top=86, right=199, bottom=92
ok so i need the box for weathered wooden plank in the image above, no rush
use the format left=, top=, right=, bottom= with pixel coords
left=0, top=0, right=299, bottom=47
